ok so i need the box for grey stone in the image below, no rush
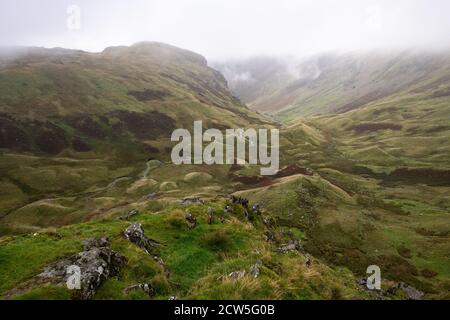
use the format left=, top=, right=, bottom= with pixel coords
left=402, top=284, right=424, bottom=300
left=181, top=197, right=204, bottom=205
left=38, top=237, right=127, bottom=300
left=228, top=270, right=246, bottom=280
left=185, top=212, right=197, bottom=229
left=277, top=239, right=302, bottom=254
left=124, top=222, right=160, bottom=254
left=250, top=261, right=262, bottom=278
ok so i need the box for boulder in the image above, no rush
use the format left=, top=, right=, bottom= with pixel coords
left=124, top=222, right=160, bottom=254
left=402, top=284, right=424, bottom=300
left=357, top=277, right=368, bottom=287
left=82, top=236, right=110, bottom=250
left=181, top=196, right=204, bottom=205
left=185, top=212, right=197, bottom=229
left=250, top=261, right=262, bottom=278
left=228, top=270, right=246, bottom=280
left=384, top=282, right=424, bottom=300
left=277, top=240, right=302, bottom=254
left=38, top=237, right=127, bottom=300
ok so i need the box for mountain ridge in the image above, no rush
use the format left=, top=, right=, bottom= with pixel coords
left=214, top=50, right=450, bottom=120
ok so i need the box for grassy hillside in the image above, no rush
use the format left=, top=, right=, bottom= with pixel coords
left=0, top=42, right=270, bottom=234
left=262, top=86, right=450, bottom=299
left=0, top=198, right=370, bottom=300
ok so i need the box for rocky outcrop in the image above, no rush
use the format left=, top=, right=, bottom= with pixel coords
left=386, top=283, right=424, bottom=300
left=225, top=261, right=263, bottom=281
left=124, top=222, right=160, bottom=254
left=228, top=270, right=246, bottom=280
left=181, top=197, right=204, bottom=206
left=249, top=261, right=262, bottom=278
left=185, top=212, right=197, bottom=229
left=38, top=237, right=127, bottom=300
left=358, top=278, right=424, bottom=300
left=231, top=195, right=249, bottom=209
left=277, top=240, right=302, bottom=254
left=123, top=222, right=170, bottom=280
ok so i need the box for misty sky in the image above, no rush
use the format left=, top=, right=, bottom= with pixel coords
left=1, top=0, right=450, bottom=60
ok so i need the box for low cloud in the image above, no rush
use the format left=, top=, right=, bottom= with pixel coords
left=0, top=0, right=449, bottom=60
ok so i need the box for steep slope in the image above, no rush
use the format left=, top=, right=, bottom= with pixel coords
left=0, top=42, right=266, bottom=156
left=0, top=42, right=270, bottom=234
left=215, top=50, right=450, bottom=120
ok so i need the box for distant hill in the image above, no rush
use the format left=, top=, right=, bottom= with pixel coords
left=0, top=42, right=267, bottom=156
left=214, top=50, right=450, bottom=120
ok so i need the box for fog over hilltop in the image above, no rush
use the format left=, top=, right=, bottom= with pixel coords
left=1, top=0, right=450, bottom=61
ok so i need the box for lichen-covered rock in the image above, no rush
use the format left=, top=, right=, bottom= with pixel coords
left=185, top=212, right=197, bottom=229
left=249, top=261, right=262, bottom=278
left=124, top=222, right=160, bottom=254
left=181, top=196, right=204, bottom=205
left=38, top=237, right=127, bottom=300
left=399, top=283, right=424, bottom=300
left=228, top=270, right=246, bottom=280
left=82, top=236, right=110, bottom=250
left=277, top=239, right=302, bottom=254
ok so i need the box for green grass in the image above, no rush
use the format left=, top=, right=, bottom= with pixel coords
left=0, top=198, right=369, bottom=300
